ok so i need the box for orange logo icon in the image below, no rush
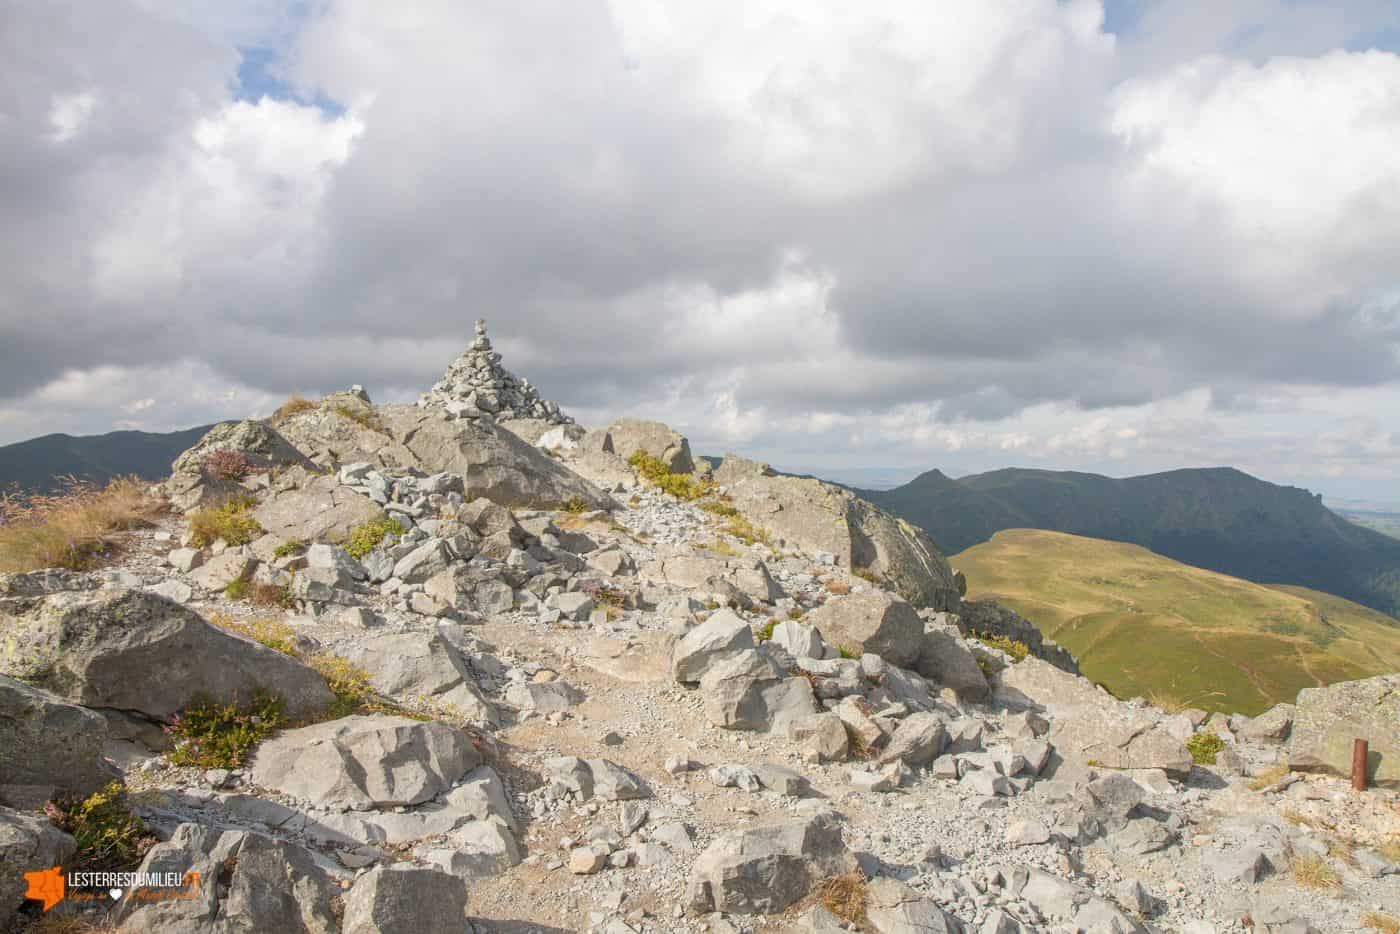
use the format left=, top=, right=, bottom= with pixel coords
left=23, top=866, right=65, bottom=911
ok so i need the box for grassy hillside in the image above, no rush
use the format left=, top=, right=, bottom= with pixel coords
left=863, top=466, right=1400, bottom=618
left=953, top=528, right=1400, bottom=715
left=0, top=425, right=216, bottom=494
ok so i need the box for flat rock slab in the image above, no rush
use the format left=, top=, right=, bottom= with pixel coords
left=1287, top=674, right=1400, bottom=787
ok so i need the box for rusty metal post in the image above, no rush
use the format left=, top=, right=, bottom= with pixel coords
left=1352, top=738, right=1369, bottom=792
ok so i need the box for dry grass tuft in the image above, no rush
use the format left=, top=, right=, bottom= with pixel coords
left=1247, top=760, right=1291, bottom=790
left=825, top=580, right=852, bottom=596
left=1379, top=836, right=1400, bottom=864
left=272, top=394, right=317, bottom=421
left=1291, top=854, right=1341, bottom=890
left=815, top=872, right=869, bottom=925
left=1362, top=911, right=1400, bottom=934
left=0, top=477, right=163, bottom=574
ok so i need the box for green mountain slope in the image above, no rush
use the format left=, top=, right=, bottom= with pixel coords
left=0, top=425, right=217, bottom=494
left=862, top=466, right=1400, bottom=617
left=954, top=529, right=1400, bottom=714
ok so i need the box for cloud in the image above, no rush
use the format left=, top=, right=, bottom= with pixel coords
left=2, top=0, right=1400, bottom=499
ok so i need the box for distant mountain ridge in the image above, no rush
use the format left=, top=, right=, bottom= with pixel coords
left=0, top=425, right=218, bottom=494
left=860, top=465, right=1400, bottom=617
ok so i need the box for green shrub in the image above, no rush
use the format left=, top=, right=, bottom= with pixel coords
left=787, top=607, right=804, bottom=620
left=562, top=496, right=589, bottom=514
left=308, top=654, right=380, bottom=719
left=755, top=619, right=777, bottom=642
left=345, top=515, right=403, bottom=558
left=224, top=575, right=250, bottom=601
left=209, top=612, right=301, bottom=655
left=333, top=405, right=385, bottom=433
left=627, top=451, right=714, bottom=501
left=838, top=644, right=859, bottom=660
left=971, top=631, right=1029, bottom=662
left=45, top=782, right=156, bottom=872
left=699, top=499, right=740, bottom=518
left=1186, top=732, right=1227, bottom=765
left=724, top=515, right=771, bottom=547
left=188, top=496, right=262, bottom=548
left=166, top=690, right=286, bottom=769
left=853, top=567, right=883, bottom=586
left=273, top=539, right=306, bottom=559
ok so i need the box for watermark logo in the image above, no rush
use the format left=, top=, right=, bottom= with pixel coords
left=22, top=867, right=201, bottom=911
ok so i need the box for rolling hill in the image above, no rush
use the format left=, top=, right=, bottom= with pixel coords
left=954, top=528, right=1400, bottom=715
left=0, top=424, right=217, bottom=494
left=861, top=466, right=1400, bottom=618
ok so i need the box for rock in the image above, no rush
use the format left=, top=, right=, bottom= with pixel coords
left=752, top=762, right=811, bottom=797
left=607, top=418, right=694, bottom=473
left=688, top=809, right=851, bottom=915
left=569, top=845, right=608, bottom=874
left=769, top=620, right=825, bottom=659
left=702, top=653, right=819, bottom=733
left=0, top=675, right=114, bottom=802
left=864, top=876, right=965, bottom=934
left=116, top=823, right=338, bottom=933
left=342, top=864, right=469, bottom=934
left=1016, top=868, right=1091, bottom=921
left=850, top=760, right=909, bottom=793
left=1073, top=898, right=1149, bottom=934
left=877, top=713, right=948, bottom=767
left=1007, top=819, right=1052, bottom=846
left=713, top=455, right=961, bottom=610
left=167, top=547, right=204, bottom=572
left=146, top=579, right=194, bottom=603
left=997, top=657, right=1191, bottom=778
left=671, top=609, right=755, bottom=683
left=545, top=757, right=650, bottom=802
left=1206, top=846, right=1271, bottom=884
left=419, top=320, right=574, bottom=426
left=710, top=764, right=762, bottom=792
left=187, top=552, right=254, bottom=591
left=787, top=712, right=850, bottom=762
left=393, top=539, right=452, bottom=584
left=306, top=542, right=367, bottom=581
left=1, top=806, right=76, bottom=925
left=253, top=474, right=385, bottom=543
left=1239, top=705, right=1295, bottom=744
left=1287, top=674, right=1400, bottom=787
left=915, top=619, right=989, bottom=700
left=651, top=551, right=783, bottom=607
left=342, top=631, right=493, bottom=722
left=419, top=818, right=522, bottom=881
left=804, top=592, right=925, bottom=669
left=171, top=419, right=313, bottom=477
left=0, top=589, right=332, bottom=719
left=547, top=591, right=595, bottom=621
left=250, top=715, right=481, bottom=809
left=505, top=680, right=584, bottom=714
left=951, top=600, right=1079, bottom=673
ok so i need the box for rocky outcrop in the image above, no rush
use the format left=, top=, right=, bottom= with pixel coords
left=0, top=675, right=115, bottom=803
left=647, top=549, right=783, bottom=607
left=115, top=823, right=339, bottom=933
left=1287, top=674, right=1399, bottom=787
left=170, top=418, right=313, bottom=478
left=249, top=715, right=482, bottom=809
left=950, top=599, right=1080, bottom=674
left=604, top=418, right=694, bottom=473
left=714, top=455, right=960, bottom=609
left=0, top=589, right=333, bottom=720
left=418, top=319, right=572, bottom=424
left=687, top=809, right=852, bottom=915
left=342, top=630, right=494, bottom=724
left=342, top=864, right=470, bottom=934
left=1, top=806, right=76, bottom=927
left=251, top=473, right=384, bottom=544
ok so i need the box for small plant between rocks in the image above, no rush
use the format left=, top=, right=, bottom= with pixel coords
left=271, top=394, right=317, bottom=421
left=1362, top=910, right=1400, bottom=934
left=199, top=448, right=254, bottom=483
left=627, top=451, right=714, bottom=501
left=187, top=496, right=262, bottom=548
left=45, top=781, right=157, bottom=873
left=814, top=871, right=869, bottom=925
left=1291, top=854, right=1341, bottom=890
left=166, top=690, right=287, bottom=769
left=970, top=631, right=1030, bottom=662
left=344, top=515, right=403, bottom=559
left=1186, top=732, right=1227, bottom=765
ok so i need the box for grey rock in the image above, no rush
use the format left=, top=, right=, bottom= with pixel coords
left=877, top=713, right=948, bottom=767
left=865, top=876, right=966, bottom=933
left=1, top=806, right=76, bottom=925
left=804, top=591, right=925, bottom=669
left=342, top=864, right=468, bottom=934
left=1287, top=674, right=1400, bottom=787
left=607, top=418, right=694, bottom=473
left=687, top=809, right=851, bottom=915
left=671, top=609, right=755, bottom=683
left=0, top=675, right=115, bottom=801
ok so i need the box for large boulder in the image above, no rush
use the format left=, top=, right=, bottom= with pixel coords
left=1288, top=674, right=1400, bottom=787
left=915, top=619, right=990, bottom=700
left=115, top=823, right=338, bottom=933
left=648, top=550, right=783, bottom=607
left=671, top=609, right=756, bottom=684
left=713, top=455, right=960, bottom=610
left=804, top=592, right=925, bottom=669
left=342, top=864, right=469, bottom=934
left=997, top=658, right=1192, bottom=779
left=1, top=806, right=76, bottom=927
left=249, top=715, right=481, bottom=809
left=170, top=419, right=313, bottom=477
left=605, top=418, right=694, bottom=473
left=864, top=876, right=966, bottom=934
left=251, top=474, right=384, bottom=544
left=0, top=675, right=114, bottom=803
left=342, top=631, right=494, bottom=724
left=688, top=809, right=852, bottom=915
left=0, top=590, right=333, bottom=720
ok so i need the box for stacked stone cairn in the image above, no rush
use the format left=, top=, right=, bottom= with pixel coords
left=418, top=318, right=573, bottom=424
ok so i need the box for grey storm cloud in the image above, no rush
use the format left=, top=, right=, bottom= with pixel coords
left=2, top=0, right=1400, bottom=495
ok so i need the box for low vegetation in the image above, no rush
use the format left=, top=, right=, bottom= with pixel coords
left=1185, top=732, right=1227, bottom=765
left=333, top=404, right=385, bottom=433
left=271, top=394, right=317, bottom=421
left=723, top=514, right=771, bottom=547
left=1247, top=760, right=1291, bottom=790
left=200, top=448, right=254, bottom=482
left=0, top=476, right=162, bottom=573
left=814, top=872, right=869, bottom=925
left=224, top=574, right=295, bottom=608
left=210, top=612, right=302, bottom=656
left=345, top=514, right=403, bottom=558
left=187, top=496, right=262, bottom=547
left=1363, top=911, right=1400, bottom=934
left=970, top=630, right=1029, bottom=662
left=954, top=528, right=1400, bottom=714
left=755, top=619, right=777, bottom=642
left=562, top=495, right=589, bottom=514
left=45, top=781, right=156, bottom=873
left=273, top=539, right=306, bottom=559
left=166, top=690, right=286, bottom=769
left=627, top=451, right=714, bottom=501
left=698, top=498, right=740, bottom=518
left=1291, top=854, right=1341, bottom=890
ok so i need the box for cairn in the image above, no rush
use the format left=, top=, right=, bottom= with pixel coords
left=418, top=319, right=573, bottom=424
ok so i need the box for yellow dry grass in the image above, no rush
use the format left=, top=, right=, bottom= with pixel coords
left=0, top=477, right=163, bottom=574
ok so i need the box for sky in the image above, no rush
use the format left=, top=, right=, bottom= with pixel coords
left=3, top=1, right=1400, bottom=504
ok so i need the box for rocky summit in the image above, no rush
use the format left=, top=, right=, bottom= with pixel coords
left=0, top=334, right=1397, bottom=934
